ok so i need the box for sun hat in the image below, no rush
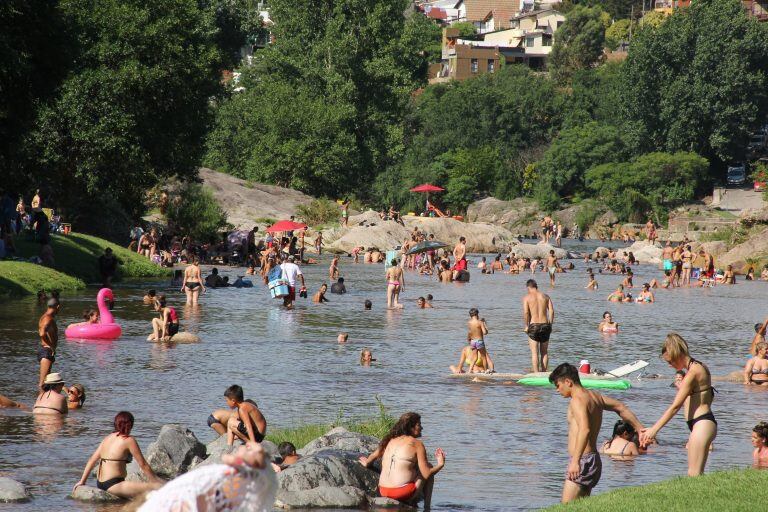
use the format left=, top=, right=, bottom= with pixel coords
left=44, top=373, right=64, bottom=385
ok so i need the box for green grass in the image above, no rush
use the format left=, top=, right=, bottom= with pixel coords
left=265, top=398, right=395, bottom=449
left=0, top=261, right=85, bottom=297
left=15, top=232, right=171, bottom=283
left=544, top=469, right=768, bottom=512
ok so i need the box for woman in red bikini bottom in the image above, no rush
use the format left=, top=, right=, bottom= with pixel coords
left=359, top=412, right=445, bottom=507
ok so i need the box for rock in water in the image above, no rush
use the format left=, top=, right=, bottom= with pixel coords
left=0, top=478, right=29, bottom=503
left=298, top=427, right=380, bottom=457
left=145, top=424, right=207, bottom=478
left=370, top=496, right=418, bottom=510
left=70, top=485, right=122, bottom=503
left=275, top=485, right=367, bottom=509
left=168, top=332, right=200, bottom=343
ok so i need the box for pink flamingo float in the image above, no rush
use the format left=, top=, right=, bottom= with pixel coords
left=65, top=288, right=122, bottom=340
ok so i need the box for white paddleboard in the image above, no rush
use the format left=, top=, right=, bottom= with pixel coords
left=605, top=360, right=649, bottom=377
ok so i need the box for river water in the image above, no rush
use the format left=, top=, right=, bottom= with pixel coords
left=1, top=240, right=766, bottom=511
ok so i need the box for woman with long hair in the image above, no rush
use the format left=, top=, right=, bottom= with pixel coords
left=640, top=334, right=716, bottom=476
left=601, top=420, right=639, bottom=456
left=359, top=412, right=445, bottom=508
left=74, top=411, right=163, bottom=498
left=385, top=259, right=405, bottom=309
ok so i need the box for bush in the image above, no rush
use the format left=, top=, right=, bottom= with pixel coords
left=574, top=200, right=604, bottom=231
left=166, top=183, right=229, bottom=241
left=296, top=198, right=342, bottom=227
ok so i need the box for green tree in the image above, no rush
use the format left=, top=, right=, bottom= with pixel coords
left=622, top=0, right=768, bottom=166
left=439, top=146, right=502, bottom=212
left=605, top=19, right=631, bottom=50
left=450, top=21, right=477, bottom=38
left=586, top=151, right=708, bottom=222
left=549, top=6, right=607, bottom=84
left=200, top=0, right=267, bottom=69
left=535, top=121, right=627, bottom=201
left=166, top=183, right=229, bottom=241
left=26, top=0, right=223, bottom=222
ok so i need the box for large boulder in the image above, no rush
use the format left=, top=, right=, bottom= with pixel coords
left=466, top=197, right=541, bottom=229
left=298, top=427, right=379, bottom=457
left=0, top=478, right=29, bottom=503
left=325, top=221, right=410, bottom=254
left=700, top=241, right=729, bottom=259
left=718, top=227, right=768, bottom=271
left=370, top=496, right=418, bottom=510
left=626, top=240, right=663, bottom=264
left=277, top=451, right=378, bottom=508
left=507, top=241, right=568, bottom=260
left=402, top=217, right=517, bottom=253
left=70, top=485, right=122, bottom=503
left=145, top=424, right=207, bottom=478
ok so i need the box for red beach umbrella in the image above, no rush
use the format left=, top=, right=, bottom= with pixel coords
left=410, top=183, right=445, bottom=193
left=266, top=220, right=308, bottom=233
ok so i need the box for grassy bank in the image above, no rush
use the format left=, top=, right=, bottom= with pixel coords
left=15, top=232, right=171, bottom=283
left=265, top=402, right=395, bottom=448
left=0, top=261, right=85, bottom=297
left=545, top=469, right=768, bottom=512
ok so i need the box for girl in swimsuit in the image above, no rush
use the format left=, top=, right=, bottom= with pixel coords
left=640, top=333, right=716, bottom=476
left=359, top=413, right=445, bottom=508
left=181, top=256, right=205, bottom=305
left=752, top=422, right=768, bottom=465
left=601, top=420, right=639, bottom=456
left=74, top=411, right=162, bottom=498
left=386, top=259, right=405, bottom=309
left=636, top=283, right=655, bottom=303
left=149, top=294, right=180, bottom=341
left=744, top=342, right=768, bottom=385
left=67, top=383, right=86, bottom=410
left=681, top=246, right=693, bottom=286
left=607, top=285, right=625, bottom=302
left=598, top=312, right=618, bottom=333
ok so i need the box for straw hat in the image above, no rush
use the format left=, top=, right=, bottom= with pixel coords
left=44, top=373, right=64, bottom=385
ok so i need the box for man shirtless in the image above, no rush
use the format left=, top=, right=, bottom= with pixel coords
left=438, top=261, right=453, bottom=283
left=452, top=237, right=467, bottom=280
left=38, top=298, right=61, bottom=393
left=467, top=308, right=494, bottom=373
left=549, top=363, right=643, bottom=503
left=546, top=250, right=559, bottom=287
left=522, top=279, right=554, bottom=372
left=219, top=385, right=267, bottom=446
left=329, top=255, right=340, bottom=280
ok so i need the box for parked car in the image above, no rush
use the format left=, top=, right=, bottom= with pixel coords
left=727, top=163, right=747, bottom=186
left=748, top=133, right=766, bottom=153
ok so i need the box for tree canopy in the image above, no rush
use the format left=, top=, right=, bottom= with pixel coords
left=549, top=6, right=607, bottom=84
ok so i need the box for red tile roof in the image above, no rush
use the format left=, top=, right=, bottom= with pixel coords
left=427, top=7, right=448, bottom=19
left=465, top=0, right=519, bottom=28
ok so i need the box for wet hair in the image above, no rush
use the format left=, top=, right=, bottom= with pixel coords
left=338, top=332, right=349, bottom=342
left=278, top=442, right=297, bottom=458
left=147, top=289, right=156, bottom=297
left=364, top=300, right=372, bottom=310
left=426, top=294, right=433, bottom=301
left=526, top=279, right=538, bottom=289
left=224, top=385, right=244, bottom=402
left=390, top=258, right=398, bottom=266
left=211, top=267, right=219, bottom=274
left=337, top=277, right=344, bottom=283
left=755, top=323, right=764, bottom=333
left=548, top=363, right=581, bottom=386
left=418, top=296, right=425, bottom=302
left=319, top=283, right=327, bottom=290
left=114, top=411, right=134, bottom=437
left=607, top=420, right=636, bottom=447
left=360, top=348, right=373, bottom=364
left=379, top=412, right=421, bottom=452
left=469, top=307, right=479, bottom=317
left=753, top=422, right=768, bottom=443
left=642, top=283, right=650, bottom=289
left=661, top=333, right=690, bottom=361
left=756, top=342, right=768, bottom=354
left=157, top=294, right=167, bottom=307
left=82, top=308, right=98, bottom=321
left=549, top=250, right=555, bottom=255
left=603, top=311, right=612, bottom=319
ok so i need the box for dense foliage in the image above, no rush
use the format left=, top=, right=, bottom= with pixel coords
left=166, top=184, right=229, bottom=241
left=548, top=6, right=607, bottom=84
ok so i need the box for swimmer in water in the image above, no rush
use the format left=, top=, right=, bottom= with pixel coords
left=744, top=342, right=768, bottom=385
left=338, top=333, right=349, bottom=344
left=750, top=321, right=767, bottom=356
left=142, top=289, right=156, bottom=305
left=752, top=422, right=768, bottom=465
left=585, top=273, right=598, bottom=290
left=607, top=285, right=625, bottom=302
left=601, top=420, right=640, bottom=456
left=417, top=297, right=433, bottom=309
left=598, top=312, right=618, bottom=333
left=67, top=383, right=86, bottom=410
left=360, top=348, right=375, bottom=366
left=312, top=283, right=329, bottom=303
left=636, top=283, right=655, bottom=303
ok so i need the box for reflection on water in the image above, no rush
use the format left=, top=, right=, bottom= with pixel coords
left=1, top=240, right=767, bottom=511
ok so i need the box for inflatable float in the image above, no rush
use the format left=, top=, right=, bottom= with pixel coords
left=518, top=376, right=631, bottom=390
left=65, top=288, right=122, bottom=340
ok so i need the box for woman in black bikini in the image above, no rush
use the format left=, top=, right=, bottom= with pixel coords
left=73, top=411, right=163, bottom=498
left=640, top=333, right=716, bottom=476
left=181, top=256, right=205, bottom=305
left=33, top=373, right=68, bottom=415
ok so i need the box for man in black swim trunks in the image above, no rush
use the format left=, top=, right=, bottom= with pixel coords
left=208, top=385, right=267, bottom=446
left=549, top=363, right=644, bottom=503
left=522, top=279, right=554, bottom=372
left=37, top=298, right=60, bottom=393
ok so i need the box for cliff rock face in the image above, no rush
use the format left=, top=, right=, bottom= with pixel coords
left=718, top=227, right=768, bottom=271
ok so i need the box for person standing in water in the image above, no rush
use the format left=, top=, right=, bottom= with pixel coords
left=546, top=250, right=559, bottom=287
left=522, top=279, right=554, bottom=372
left=640, top=333, right=717, bottom=476
left=386, top=258, right=405, bottom=309
left=359, top=412, right=445, bottom=509
left=180, top=256, right=205, bottom=305
left=549, top=363, right=643, bottom=503
left=38, top=298, right=60, bottom=393
left=467, top=308, right=494, bottom=374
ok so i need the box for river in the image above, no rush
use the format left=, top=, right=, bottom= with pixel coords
left=0, top=240, right=766, bottom=511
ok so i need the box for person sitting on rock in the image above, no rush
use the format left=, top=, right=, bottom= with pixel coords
left=330, top=277, right=347, bottom=294
left=272, top=442, right=301, bottom=473
left=208, top=385, right=267, bottom=446
left=73, top=411, right=163, bottom=499
left=359, top=412, right=445, bottom=509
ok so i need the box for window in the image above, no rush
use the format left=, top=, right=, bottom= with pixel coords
left=470, top=58, right=478, bottom=73
left=557, top=20, right=564, bottom=29
left=542, top=34, right=552, bottom=46
left=510, top=20, right=519, bottom=28
left=487, top=59, right=495, bottom=73
left=526, top=36, right=535, bottom=47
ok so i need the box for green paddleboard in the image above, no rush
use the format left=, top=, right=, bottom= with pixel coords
left=517, top=377, right=631, bottom=390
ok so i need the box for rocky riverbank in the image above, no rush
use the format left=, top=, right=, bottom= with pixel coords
left=70, top=424, right=415, bottom=510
